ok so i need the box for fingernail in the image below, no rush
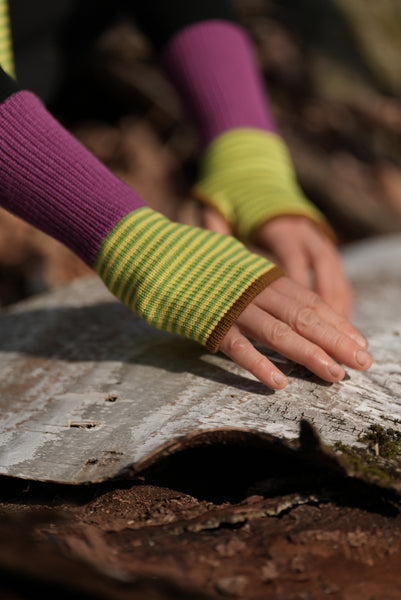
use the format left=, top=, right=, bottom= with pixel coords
left=350, top=332, right=368, bottom=348
left=272, top=372, right=287, bottom=388
left=355, top=349, right=372, bottom=367
left=328, top=362, right=344, bottom=379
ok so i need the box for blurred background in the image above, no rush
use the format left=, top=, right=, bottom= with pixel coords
left=2, top=0, right=401, bottom=306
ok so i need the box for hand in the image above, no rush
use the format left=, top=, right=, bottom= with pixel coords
left=203, top=207, right=352, bottom=318
left=255, top=217, right=353, bottom=317
left=220, top=276, right=372, bottom=390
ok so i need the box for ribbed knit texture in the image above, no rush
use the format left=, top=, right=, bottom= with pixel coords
left=162, top=20, right=276, bottom=149
left=94, top=207, right=283, bottom=351
left=0, top=91, right=147, bottom=265
left=0, top=90, right=283, bottom=351
left=0, top=0, right=14, bottom=78
left=193, top=128, right=332, bottom=241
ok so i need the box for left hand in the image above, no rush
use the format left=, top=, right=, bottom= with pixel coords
left=203, top=207, right=352, bottom=318
left=254, top=216, right=353, bottom=318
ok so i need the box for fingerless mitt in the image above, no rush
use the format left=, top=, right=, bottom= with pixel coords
left=94, top=207, right=283, bottom=351
left=193, top=128, right=332, bottom=242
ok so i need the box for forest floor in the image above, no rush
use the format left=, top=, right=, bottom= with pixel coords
left=2, top=443, right=401, bottom=600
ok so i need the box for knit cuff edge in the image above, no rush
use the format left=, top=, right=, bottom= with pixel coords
left=205, top=265, right=285, bottom=353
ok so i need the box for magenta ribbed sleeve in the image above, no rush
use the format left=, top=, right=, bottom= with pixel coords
left=162, top=20, right=277, bottom=148
left=0, top=91, right=147, bottom=265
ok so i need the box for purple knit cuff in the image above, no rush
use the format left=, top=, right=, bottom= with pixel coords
left=162, top=20, right=277, bottom=148
left=0, top=91, right=147, bottom=265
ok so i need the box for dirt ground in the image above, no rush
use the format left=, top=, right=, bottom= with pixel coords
left=2, top=2, right=401, bottom=599
left=2, top=438, right=401, bottom=600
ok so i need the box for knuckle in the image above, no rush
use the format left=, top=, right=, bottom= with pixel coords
left=306, top=291, right=322, bottom=310
left=331, top=332, right=348, bottom=354
left=254, top=355, right=269, bottom=373
left=294, top=307, right=318, bottom=330
left=268, top=321, right=291, bottom=345
left=336, top=316, right=350, bottom=331
left=227, top=335, right=249, bottom=356
left=306, top=346, right=326, bottom=366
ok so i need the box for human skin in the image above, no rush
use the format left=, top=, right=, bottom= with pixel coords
left=220, top=275, right=371, bottom=390
left=254, top=217, right=353, bottom=318
left=203, top=208, right=367, bottom=389
left=203, top=208, right=352, bottom=318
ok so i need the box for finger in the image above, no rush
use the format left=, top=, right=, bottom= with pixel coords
left=220, top=325, right=288, bottom=389
left=305, top=236, right=353, bottom=317
left=313, top=260, right=353, bottom=318
left=257, top=218, right=353, bottom=316
left=236, top=304, right=347, bottom=382
left=262, top=234, right=311, bottom=289
left=265, top=277, right=368, bottom=348
left=252, top=287, right=372, bottom=371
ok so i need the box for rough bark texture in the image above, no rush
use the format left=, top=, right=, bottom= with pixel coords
left=1, top=242, right=401, bottom=486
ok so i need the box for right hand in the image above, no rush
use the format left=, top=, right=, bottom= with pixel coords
left=220, top=276, right=372, bottom=390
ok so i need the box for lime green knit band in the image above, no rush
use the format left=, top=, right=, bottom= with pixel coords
left=193, top=128, right=331, bottom=241
left=94, top=207, right=283, bottom=351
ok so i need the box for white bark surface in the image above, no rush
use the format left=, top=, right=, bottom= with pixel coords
left=0, top=235, right=400, bottom=483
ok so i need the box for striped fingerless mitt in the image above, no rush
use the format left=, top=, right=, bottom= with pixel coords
left=94, top=207, right=283, bottom=351
left=193, top=128, right=332, bottom=242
